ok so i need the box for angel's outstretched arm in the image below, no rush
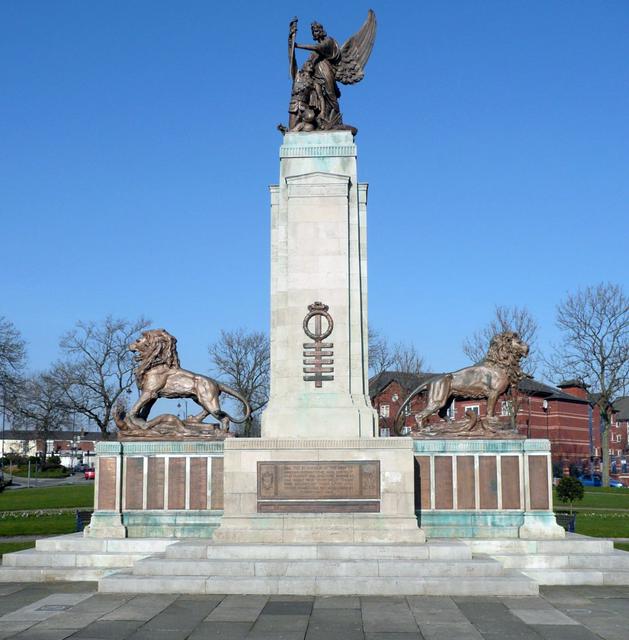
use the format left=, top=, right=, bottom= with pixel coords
left=295, top=42, right=323, bottom=53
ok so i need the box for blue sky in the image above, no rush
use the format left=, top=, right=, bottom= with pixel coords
left=1, top=1, right=628, bottom=379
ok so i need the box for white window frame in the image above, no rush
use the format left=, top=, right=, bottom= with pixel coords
left=379, top=404, right=390, bottom=418
left=500, top=400, right=513, bottom=417
left=464, top=405, right=480, bottom=416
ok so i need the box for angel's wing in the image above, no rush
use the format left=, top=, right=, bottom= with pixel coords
left=336, top=9, right=377, bottom=85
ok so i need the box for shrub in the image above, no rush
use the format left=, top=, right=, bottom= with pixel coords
left=556, top=476, right=585, bottom=514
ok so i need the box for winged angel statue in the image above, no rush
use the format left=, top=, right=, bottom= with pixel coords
left=280, top=10, right=376, bottom=135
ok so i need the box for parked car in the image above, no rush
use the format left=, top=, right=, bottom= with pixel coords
left=577, top=474, right=624, bottom=488
left=84, top=468, right=95, bottom=480
left=577, top=474, right=601, bottom=487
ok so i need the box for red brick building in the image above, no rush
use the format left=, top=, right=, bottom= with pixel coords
left=369, top=372, right=629, bottom=475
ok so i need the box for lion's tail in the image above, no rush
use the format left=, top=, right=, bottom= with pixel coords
left=393, top=381, right=429, bottom=436
left=217, top=383, right=253, bottom=424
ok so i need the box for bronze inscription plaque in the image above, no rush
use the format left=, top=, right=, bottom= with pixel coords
left=257, top=461, right=380, bottom=513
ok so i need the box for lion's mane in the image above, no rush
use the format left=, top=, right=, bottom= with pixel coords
left=484, top=331, right=527, bottom=384
left=134, top=329, right=181, bottom=386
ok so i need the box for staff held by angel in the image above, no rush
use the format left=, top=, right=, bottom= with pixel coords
left=279, top=10, right=376, bottom=135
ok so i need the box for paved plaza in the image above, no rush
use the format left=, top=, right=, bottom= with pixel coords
left=0, top=583, right=627, bottom=640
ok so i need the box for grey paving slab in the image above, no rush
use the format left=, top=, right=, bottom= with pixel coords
left=531, top=626, right=604, bottom=640
left=566, top=614, right=629, bottom=640
left=35, top=612, right=114, bottom=630
left=0, top=588, right=60, bottom=616
left=187, top=622, right=252, bottom=639
left=0, top=592, right=93, bottom=622
left=249, top=613, right=309, bottom=633
left=364, top=634, right=422, bottom=640
left=206, top=607, right=265, bottom=623
left=306, top=608, right=363, bottom=640
left=141, top=596, right=223, bottom=631
left=245, top=635, right=305, bottom=640
left=0, top=585, right=24, bottom=596
left=313, top=595, right=360, bottom=609
left=127, top=628, right=193, bottom=640
left=99, top=594, right=178, bottom=621
left=588, top=597, right=629, bottom=616
left=211, top=595, right=268, bottom=610
left=206, top=595, right=267, bottom=622
left=499, top=596, right=556, bottom=610
left=362, top=600, right=419, bottom=633
left=455, top=602, right=542, bottom=640
left=416, top=621, right=482, bottom=640
left=268, top=595, right=314, bottom=602
left=540, top=588, right=593, bottom=606
left=11, top=629, right=76, bottom=640
left=262, top=600, right=312, bottom=615
left=412, top=609, right=469, bottom=625
left=67, top=619, right=145, bottom=639
left=511, top=609, right=579, bottom=625
left=0, top=621, right=37, bottom=640
left=406, top=596, right=459, bottom=612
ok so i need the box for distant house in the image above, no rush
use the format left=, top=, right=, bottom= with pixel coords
left=369, top=372, right=628, bottom=475
left=1, top=429, right=106, bottom=469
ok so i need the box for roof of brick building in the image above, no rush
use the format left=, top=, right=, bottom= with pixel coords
left=614, top=397, right=629, bottom=421
left=369, top=371, right=590, bottom=404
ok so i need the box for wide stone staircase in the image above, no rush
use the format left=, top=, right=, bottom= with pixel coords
left=0, top=533, right=177, bottom=582
left=465, top=535, right=629, bottom=585
left=98, top=539, right=538, bottom=596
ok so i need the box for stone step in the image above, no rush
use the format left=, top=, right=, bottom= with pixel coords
left=100, top=571, right=537, bottom=596
left=3, top=550, right=147, bottom=569
left=165, top=541, right=471, bottom=562
left=132, top=557, right=504, bottom=578
left=35, top=534, right=177, bottom=554
left=522, top=568, right=629, bottom=586
left=0, top=566, right=109, bottom=582
left=490, top=551, right=629, bottom=571
left=465, top=536, right=614, bottom=556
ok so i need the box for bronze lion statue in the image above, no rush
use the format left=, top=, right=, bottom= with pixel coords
left=114, top=329, right=251, bottom=437
left=394, top=331, right=529, bottom=435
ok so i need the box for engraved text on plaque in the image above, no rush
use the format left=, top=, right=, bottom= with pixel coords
left=257, top=461, right=380, bottom=513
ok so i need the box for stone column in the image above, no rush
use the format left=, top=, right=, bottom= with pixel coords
left=261, top=131, right=377, bottom=439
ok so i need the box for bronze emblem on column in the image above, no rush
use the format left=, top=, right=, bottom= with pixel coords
left=303, top=302, right=334, bottom=387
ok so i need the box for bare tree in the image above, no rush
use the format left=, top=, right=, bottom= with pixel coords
left=208, top=329, right=270, bottom=437
left=463, top=305, right=539, bottom=374
left=51, top=316, right=149, bottom=439
left=0, top=316, right=27, bottom=415
left=548, top=283, right=629, bottom=485
left=369, top=327, right=425, bottom=376
left=12, top=372, right=70, bottom=459
left=368, top=328, right=395, bottom=376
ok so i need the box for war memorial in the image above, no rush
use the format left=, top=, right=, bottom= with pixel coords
left=2, top=11, right=628, bottom=594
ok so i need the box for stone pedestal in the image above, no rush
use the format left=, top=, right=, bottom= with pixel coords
left=261, top=131, right=377, bottom=439
left=212, top=131, right=423, bottom=546
left=213, top=438, right=424, bottom=544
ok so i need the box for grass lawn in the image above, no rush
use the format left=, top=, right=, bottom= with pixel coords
left=553, top=486, right=629, bottom=511
left=9, top=467, right=70, bottom=479
left=0, top=541, right=35, bottom=558
left=0, top=514, right=76, bottom=536
left=574, top=512, right=629, bottom=538
left=0, top=485, right=94, bottom=511
left=554, top=486, right=629, bottom=538
left=615, top=543, right=629, bottom=552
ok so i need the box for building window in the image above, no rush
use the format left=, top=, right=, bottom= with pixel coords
left=403, top=404, right=411, bottom=416
left=379, top=404, right=390, bottom=418
left=501, top=401, right=513, bottom=416
left=391, top=394, right=398, bottom=402
left=447, top=400, right=456, bottom=420
left=465, top=405, right=480, bottom=416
